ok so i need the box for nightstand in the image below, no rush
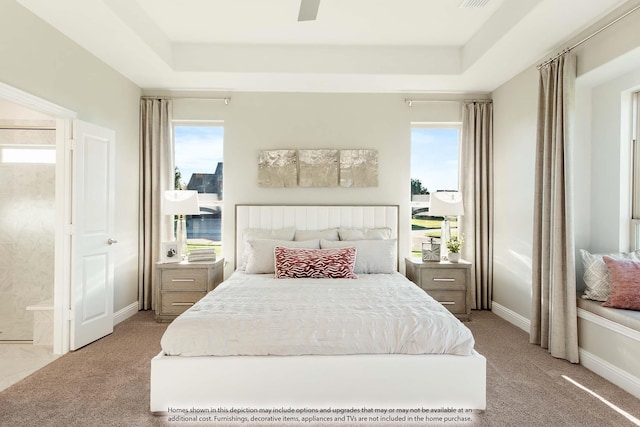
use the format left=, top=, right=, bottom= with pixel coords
left=405, top=257, right=472, bottom=321
left=155, top=259, right=224, bottom=322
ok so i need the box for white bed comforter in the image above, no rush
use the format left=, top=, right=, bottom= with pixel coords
left=160, top=271, right=475, bottom=357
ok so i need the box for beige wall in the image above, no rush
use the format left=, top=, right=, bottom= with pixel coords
left=0, top=0, right=141, bottom=312
left=491, top=2, right=640, bottom=320
left=491, top=66, right=538, bottom=319
left=153, top=92, right=480, bottom=276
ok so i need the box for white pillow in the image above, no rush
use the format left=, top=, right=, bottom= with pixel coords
left=338, top=227, right=392, bottom=240
left=580, top=249, right=640, bottom=301
left=243, top=227, right=295, bottom=241
left=320, top=239, right=397, bottom=274
left=238, top=228, right=296, bottom=270
left=245, top=239, right=320, bottom=274
left=294, top=228, right=339, bottom=241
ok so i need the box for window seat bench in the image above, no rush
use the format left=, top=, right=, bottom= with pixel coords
left=576, top=294, right=640, bottom=399
left=577, top=296, right=640, bottom=332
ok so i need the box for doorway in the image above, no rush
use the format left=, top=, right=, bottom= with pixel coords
left=0, top=100, right=56, bottom=344
left=0, top=99, right=62, bottom=391
left=0, top=81, right=116, bottom=357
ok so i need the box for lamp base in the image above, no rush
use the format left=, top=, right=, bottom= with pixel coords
left=176, top=216, right=188, bottom=260
left=440, top=217, right=451, bottom=260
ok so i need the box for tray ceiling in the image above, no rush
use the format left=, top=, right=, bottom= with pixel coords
left=16, top=0, right=630, bottom=93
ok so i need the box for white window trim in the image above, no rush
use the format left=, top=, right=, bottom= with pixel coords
left=409, top=123, right=462, bottom=211
left=630, top=93, right=640, bottom=249
left=631, top=92, right=639, bottom=218
left=410, top=124, right=462, bottom=256
left=172, top=121, right=224, bottom=252
left=172, top=120, right=224, bottom=209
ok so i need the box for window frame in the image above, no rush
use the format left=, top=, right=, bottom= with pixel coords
left=409, top=122, right=462, bottom=256
left=631, top=93, right=639, bottom=216
left=631, top=92, right=640, bottom=249
left=410, top=122, right=462, bottom=199
left=172, top=120, right=224, bottom=254
left=0, top=144, right=56, bottom=164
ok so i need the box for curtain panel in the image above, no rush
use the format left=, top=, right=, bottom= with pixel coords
left=461, top=101, right=494, bottom=310
left=138, top=98, right=174, bottom=310
left=530, top=54, right=579, bottom=363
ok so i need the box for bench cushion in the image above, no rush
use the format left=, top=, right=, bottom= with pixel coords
left=577, top=294, right=640, bottom=333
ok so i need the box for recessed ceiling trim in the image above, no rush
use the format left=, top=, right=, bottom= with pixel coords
left=172, top=44, right=461, bottom=75
left=105, top=0, right=174, bottom=66
left=14, top=0, right=629, bottom=93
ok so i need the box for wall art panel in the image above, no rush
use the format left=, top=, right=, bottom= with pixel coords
left=340, top=149, right=378, bottom=187
left=258, top=149, right=298, bottom=187
left=298, top=149, right=339, bottom=187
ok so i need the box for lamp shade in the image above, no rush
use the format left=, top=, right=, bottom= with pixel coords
left=429, top=191, right=464, bottom=216
left=163, top=190, right=200, bottom=215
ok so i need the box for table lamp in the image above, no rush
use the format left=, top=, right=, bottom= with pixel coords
left=163, top=190, right=200, bottom=259
left=429, top=191, right=464, bottom=259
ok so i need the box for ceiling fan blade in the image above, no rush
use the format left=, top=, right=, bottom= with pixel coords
left=298, top=0, right=320, bottom=21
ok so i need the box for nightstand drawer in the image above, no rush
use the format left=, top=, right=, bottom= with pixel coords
left=428, top=290, right=466, bottom=314
left=155, top=259, right=225, bottom=322
left=160, top=291, right=206, bottom=315
left=420, top=268, right=467, bottom=289
left=405, top=258, right=472, bottom=321
left=161, top=269, right=208, bottom=291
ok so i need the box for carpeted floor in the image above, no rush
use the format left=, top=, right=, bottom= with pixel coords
left=0, top=310, right=638, bottom=426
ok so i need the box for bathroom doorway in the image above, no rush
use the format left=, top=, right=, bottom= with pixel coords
left=0, top=82, right=116, bottom=359
left=0, top=99, right=62, bottom=391
left=0, top=81, right=118, bottom=358
left=0, top=99, right=56, bottom=344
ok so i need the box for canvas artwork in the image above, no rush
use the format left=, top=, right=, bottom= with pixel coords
left=258, top=149, right=298, bottom=187
left=339, top=149, right=378, bottom=187
left=298, top=149, right=339, bottom=187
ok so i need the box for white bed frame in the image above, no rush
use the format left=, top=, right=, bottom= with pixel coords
left=150, top=205, right=486, bottom=413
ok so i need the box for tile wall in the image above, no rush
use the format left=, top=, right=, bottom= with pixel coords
left=0, top=121, right=55, bottom=341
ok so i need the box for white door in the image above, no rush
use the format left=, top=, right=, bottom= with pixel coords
left=70, top=120, right=115, bottom=350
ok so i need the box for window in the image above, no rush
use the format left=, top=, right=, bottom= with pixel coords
left=173, top=123, right=224, bottom=256
left=1, top=146, right=55, bottom=164
left=410, top=125, right=461, bottom=256
left=631, top=92, right=640, bottom=250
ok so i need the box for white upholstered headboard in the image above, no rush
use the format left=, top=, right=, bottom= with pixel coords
left=235, top=205, right=399, bottom=268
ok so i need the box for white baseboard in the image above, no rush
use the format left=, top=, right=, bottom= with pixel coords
left=490, top=302, right=640, bottom=399
left=579, top=348, right=640, bottom=400
left=491, top=301, right=530, bottom=333
left=113, top=301, right=139, bottom=326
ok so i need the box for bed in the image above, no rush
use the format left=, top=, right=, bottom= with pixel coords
left=150, top=205, right=486, bottom=413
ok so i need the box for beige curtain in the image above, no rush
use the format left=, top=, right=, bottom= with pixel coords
left=530, top=53, right=579, bottom=363
left=138, top=98, right=174, bottom=310
left=461, top=101, right=493, bottom=310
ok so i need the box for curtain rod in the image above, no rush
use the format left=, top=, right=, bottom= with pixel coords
left=177, top=97, right=230, bottom=105
left=404, top=99, right=492, bottom=107
left=142, top=96, right=230, bottom=105
left=537, top=3, right=640, bottom=69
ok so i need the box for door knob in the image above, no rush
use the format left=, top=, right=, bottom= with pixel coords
left=107, top=238, right=118, bottom=245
